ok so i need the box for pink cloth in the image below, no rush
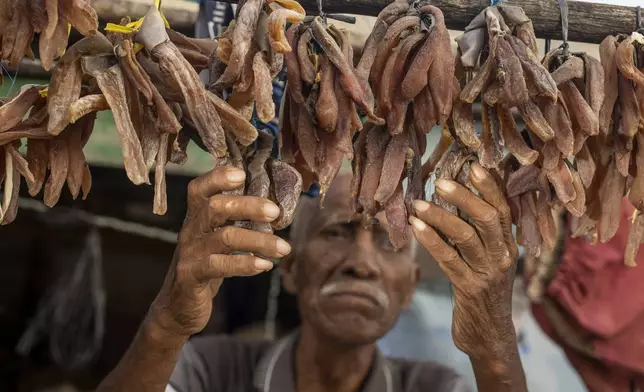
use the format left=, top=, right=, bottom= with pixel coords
left=532, top=198, right=644, bottom=390
left=548, top=199, right=644, bottom=339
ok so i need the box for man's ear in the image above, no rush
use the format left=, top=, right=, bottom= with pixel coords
left=280, top=252, right=298, bottom=294
left=401, top=264, right=420, bottom=309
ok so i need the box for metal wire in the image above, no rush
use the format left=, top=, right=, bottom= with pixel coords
left=557, top=0, right=569, bottom=57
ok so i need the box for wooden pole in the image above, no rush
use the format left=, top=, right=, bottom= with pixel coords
left=224, top=0, right=641, bottom=44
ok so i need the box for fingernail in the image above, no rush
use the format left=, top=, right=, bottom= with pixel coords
left=263, top=203, right=281, bottom=220
left=226, top=169, right=246, bottom=183
left=414, top=200, right=429, bottom=213
left=276, top=239, right=292, bottom=256
left=435, top=179, right=456, bottom=193
left=471, top=163, right=487, bottom=181
left=409, top=216, right=427, bottom=231
left=254, top=258, right=274, bottom=271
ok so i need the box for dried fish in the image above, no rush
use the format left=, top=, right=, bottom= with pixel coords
left=498, top=105, right=538, bottom=165
left=215, top=0, right=263, bottom=87
left=43, top=136, right=69, bottom=208
left=154, top=132, right=169, bottom=215
left=359, top=126, right=390, bottom=217
left=0, top=85, right=42, bottom=133
left=81, top=55, right=149, bottom=185
left=138, top=8, right=226, bottom=157
left=297, top=29, right=316, bottom=85
left=267, top=6, right=305, bottom=53
left=625, top=212, right=644, bottom=267
left=519, top=192, right=542, bottom=257
left=268, top=159, right=302, bottom=230
left=68, top=94, right=109, bottom=123
left=599, top=158, right=626, bottom=243
left=385, top=184, right=409, bottom=250
left=599, top=35, right=619, bottom=135
left=311, top=17, right=382, bottom=125
left=478, top=104, right=504, bottom=169
left=375, top=132, right=409, bottom=204
left=26, top=139, right=48, bottom=196
left=253, top=51, right=276, bottom=123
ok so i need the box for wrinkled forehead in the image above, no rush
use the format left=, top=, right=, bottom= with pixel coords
left=291, top=174, right=395, bottom=244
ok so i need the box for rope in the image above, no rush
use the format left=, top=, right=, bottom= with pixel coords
left=557, top=0, right=570, bottom=56
left=16, top=227, right=105, bottom=371
left=264, top=268, right=282, bottom=340
left=18, top=197, right=179, bottom=244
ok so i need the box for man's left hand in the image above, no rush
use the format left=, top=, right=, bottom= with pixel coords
left=410, top=162, right=519, bottom=361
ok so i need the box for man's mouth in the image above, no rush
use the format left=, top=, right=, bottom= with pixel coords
left=320, top=281, right=390, bottom=308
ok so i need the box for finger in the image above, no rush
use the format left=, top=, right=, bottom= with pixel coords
left=192, top=254, right=274, bottom=281
left=409, top=216, right=470, bottom=282
left=434, top=179, right=506, bottom=259
left=413, top=200, right=487, bottom=272
left=470, top=163, right=519, bottom=260
left=205, top=226, right=292, bottom=259
left=186, top=167, right=246, bottom=216
left=198, top=195, right=281, bottom=233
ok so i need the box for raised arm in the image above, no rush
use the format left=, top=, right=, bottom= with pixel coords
left=97, top=166, right=291, bottom=392
left=410, top=163, right=527, bottom=392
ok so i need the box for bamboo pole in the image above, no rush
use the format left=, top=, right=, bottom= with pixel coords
left=222, top=0, right=642, bottom=44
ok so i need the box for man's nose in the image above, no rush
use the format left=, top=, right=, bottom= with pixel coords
left=341, top=228, right=381, bottom=279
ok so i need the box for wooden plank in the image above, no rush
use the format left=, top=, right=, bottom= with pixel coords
left=90, top=0, right=199, bottom=29
left=222, top=0, right=640, bottom=44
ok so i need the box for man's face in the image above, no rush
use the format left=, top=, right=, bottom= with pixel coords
left=285, top=177, right=419, bottom=345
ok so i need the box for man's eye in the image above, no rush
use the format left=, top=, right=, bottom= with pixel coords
left=321, top=227, right=350, bottom=239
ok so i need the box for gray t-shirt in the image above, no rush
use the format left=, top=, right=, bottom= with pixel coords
left=166, top=333, right=470, bottom=392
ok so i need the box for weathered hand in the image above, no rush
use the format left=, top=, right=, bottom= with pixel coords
left=148, top=166, right=292, bottom=338
left=410, top=163, right=519, bottom=360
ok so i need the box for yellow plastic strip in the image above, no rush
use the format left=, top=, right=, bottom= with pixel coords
left=105, top=23, right=137, bottom=34
left=38, top=88, right=49, bottom=98
left=104, top=0, right=169, bottom=35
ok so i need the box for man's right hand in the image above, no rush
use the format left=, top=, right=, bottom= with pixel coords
left=147, top=166, right=292, bottom=338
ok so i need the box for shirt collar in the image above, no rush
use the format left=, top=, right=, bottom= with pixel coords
left=253, top=331, right=399, bottom=392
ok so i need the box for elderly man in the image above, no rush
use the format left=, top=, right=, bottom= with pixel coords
left=97, top=163, right=527, bottom=392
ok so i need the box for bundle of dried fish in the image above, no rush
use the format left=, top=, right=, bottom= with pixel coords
left=591, top=32, right=644, bottom=265
left=280, top=17, right=380, bottom=206
left=361, top=2, right=456, bottom=136
left=448, top=5, right=588, bottom=258
left=210, top=0, right=305, bottom=124
left=456, top=5, right=557, bottom=170
left=493, top=38, right=605, bottom=258
left=345, top=1, right=456, bottom=249
left=223, top=130, right=303, bottom=234
left=0, top=0, right=99, bottom=71
left=0, top=2, right=304, bottom=228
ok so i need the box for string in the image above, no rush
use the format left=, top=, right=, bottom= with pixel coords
left=545, top=39, right=552, bottom=55
left=557, top=0, right=569, bottom=56
left=317, top=0, right=326, bottom=24
left=2, top=62, right=20, bottom=97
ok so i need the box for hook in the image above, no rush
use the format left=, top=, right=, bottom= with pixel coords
left=317, top=0, right=327, bottom=24
left=303, top=14, right=356, bottom=24
left=545, top=39, right=551, bottom=55
left=557, top=0, right=569, bottom=57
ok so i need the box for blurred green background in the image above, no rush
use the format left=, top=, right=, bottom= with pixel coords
left=1, top=75, right=214, bottom=176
